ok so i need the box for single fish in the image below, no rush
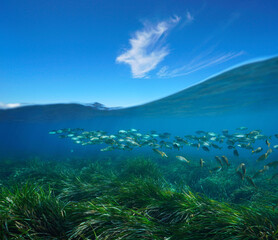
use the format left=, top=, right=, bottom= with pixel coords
left=49, top=131, right=57, bottom=134
left=257, top=153, right=268, bottom=162
left=173, top=142, right=181, bottom=150
left=208, top=132, right=217, bottom=137
left=176, top=155, right=190, bottom=163
left=127, top=140, right=141, bottom=147
left=252, top=147, right=263, bottom=154
left=209, top=166, right=222, bottom=173
left=105, top=139, right=116, bottom=145
left=202, top=146, right=210, bottom=152
left=100, top=146, right=114, bottom=152
left=227, top=140, right=235, bottom=145
left=215, top=156, right=223, bottom=167
left=233, top=149, right=239, bottom=157
left=236, top=163, right=246, bottom=177
left=266, top=148, right=273, bottom=156
left=118, top=130, right=127, bottom=134
left=196, top=130, right=206, bottom=135
left=266, top=139, right=271, bottom=147
left=200, top=158, right=205, bottom=168
left=221, top=155, right=230, bottom=167
left=246, top=176, right=257, bottom=188
left=153, top=149, right=168, bottom=158
left=237, top=127, right=248, bottom=131
left=211, top=143, right=221, bottom=149
left=273, top=145, right=278, bottom=149
left=151, top=134, right=159, bottom=138
left=234, top=134, right=245, bottom=138
left=161, top=132, right=171, bottom=138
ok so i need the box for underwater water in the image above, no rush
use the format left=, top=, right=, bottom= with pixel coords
left=1, top=57, right=278, bottom=239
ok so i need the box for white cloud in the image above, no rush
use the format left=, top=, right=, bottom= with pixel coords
left=0, top=102, right=21, bottom=109
left=157, top=51, right=245, bottom=78
left=157, top=66, right=169, bottom=77
left=186, top=11, right=194, bottom=22
left=116, top=16, right=181, bottom=78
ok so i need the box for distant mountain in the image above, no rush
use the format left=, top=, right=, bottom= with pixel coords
left=0, top=102, right=123, bottom=122
left=83, top=102, right=122, bottom=110
left=1, top=56, right=278, bottom=122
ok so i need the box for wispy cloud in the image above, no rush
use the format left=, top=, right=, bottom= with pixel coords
left=116, top=16, right=181, bottom=78
left=186, top=11, right=194, bottom=23
left=156, top=11, right=244, bottom=79
left=157, top=51, right=245, bottom=78
left=0, top=102, right=21, bottom=109
left=116, top=12, right=242, bottom=79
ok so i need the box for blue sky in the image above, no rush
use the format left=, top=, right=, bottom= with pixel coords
left=1, top=0, right=278, bottom=108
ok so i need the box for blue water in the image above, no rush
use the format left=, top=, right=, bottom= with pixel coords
left=0, top=56, right=277, bottom=169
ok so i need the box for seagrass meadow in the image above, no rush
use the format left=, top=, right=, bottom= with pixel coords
left=0, top=155, right=278, bottom=240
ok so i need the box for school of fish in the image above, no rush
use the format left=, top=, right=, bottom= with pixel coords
left=49, top=127, right=278, bottom=187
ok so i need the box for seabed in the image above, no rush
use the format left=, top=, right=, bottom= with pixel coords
left=0, top=155, right=277, bottom=240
